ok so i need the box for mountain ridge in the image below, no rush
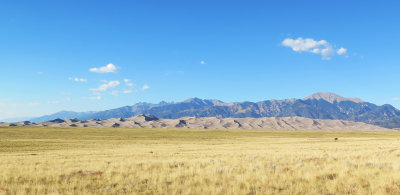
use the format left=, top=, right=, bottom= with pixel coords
left=29, top=92, right=400, bottom=128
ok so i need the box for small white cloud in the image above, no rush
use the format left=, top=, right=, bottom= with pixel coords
left=87, top=96, right=102, bottom=100
left=337, top=47, right=347, bottom=55
left=37, top=72, right=44, bottom=75
left=90, top=80, right=120, bottom=91
left=122, top=90, right=133, bottom=94
left=69, top=77, right=87, bottom=82
left=123, top=79, right=135, bottom=87
left=76, top=78, right=87, bottom=82
left=111, top=90, right=119, bottom=96
left=200, top=60, right=206, bottom=65
left=90, top=63, right=120, bottom=73
left=282, top=37, right=345, bottom=60
left=100, top=80, right=108, bottom=83
left=142, top=84, right=149, bottom=90
left=393, top=97, right=400, bottom=101
left=126, top=83, right=135, bottom=87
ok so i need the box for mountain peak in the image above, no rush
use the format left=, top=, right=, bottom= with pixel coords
left=182, top=97, right=225, bottom=106
left=303, top=92, right=365, bottom=103
left=183, top=97, right=202, bottom=103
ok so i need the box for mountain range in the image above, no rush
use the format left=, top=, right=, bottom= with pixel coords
left=29, top=92, right=400, bottom=128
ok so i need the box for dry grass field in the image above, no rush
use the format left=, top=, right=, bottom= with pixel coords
left=1, top=127, right=400, bottom=194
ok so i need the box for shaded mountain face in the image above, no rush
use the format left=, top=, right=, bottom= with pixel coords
left=30, top=92, right=400, bottom=128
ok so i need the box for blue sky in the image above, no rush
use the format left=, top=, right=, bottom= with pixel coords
left=1, top=0, right=400, bottom=120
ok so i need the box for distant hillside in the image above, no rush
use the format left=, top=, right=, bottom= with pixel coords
left=30, top=92, right=400, bottom=128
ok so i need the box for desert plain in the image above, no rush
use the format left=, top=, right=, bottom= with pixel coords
left=1, top=127, right=400, bottom=194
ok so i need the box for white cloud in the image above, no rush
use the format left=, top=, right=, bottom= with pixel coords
left=90, top=63, right=120, bottom=73
left=337, top=47, right=347, bottom=55
left=69, top=77, right=87, bottom=82
left=200, top=60, right=206, bottom=65
left=393, top=97, right=400, bottom=101
left=87, top=96, right=102, bottom=100
left=142, top=84, right=149, bottom=90
left=37, top=72, right=43, bottom=75
left=111, top=90, right=119, bottom=96
left=75, top=78, right=87, bottom=82
left=123, top=79, right=135, bottom=87
left=122, top=90, right=133, bottom=94
left=90, top=80, right=120, bottom=91
left=282, top=37, right=346, bottom=60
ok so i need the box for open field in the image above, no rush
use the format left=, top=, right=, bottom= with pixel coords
left=1, top=127, right=400, bottom=194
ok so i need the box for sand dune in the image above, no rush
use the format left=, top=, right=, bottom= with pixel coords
left=0, top=114, right=393, bottom=131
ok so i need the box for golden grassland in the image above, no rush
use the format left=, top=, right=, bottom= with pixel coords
left=1, top=127, right=400, bottom=194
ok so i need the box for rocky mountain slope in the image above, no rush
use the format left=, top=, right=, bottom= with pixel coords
left=29, top=92, right=400, bottom=128
left=1, top=114, right=392, bottom=131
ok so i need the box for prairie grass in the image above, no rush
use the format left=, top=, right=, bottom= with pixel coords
left=1, top=127, right=400, bottom=194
